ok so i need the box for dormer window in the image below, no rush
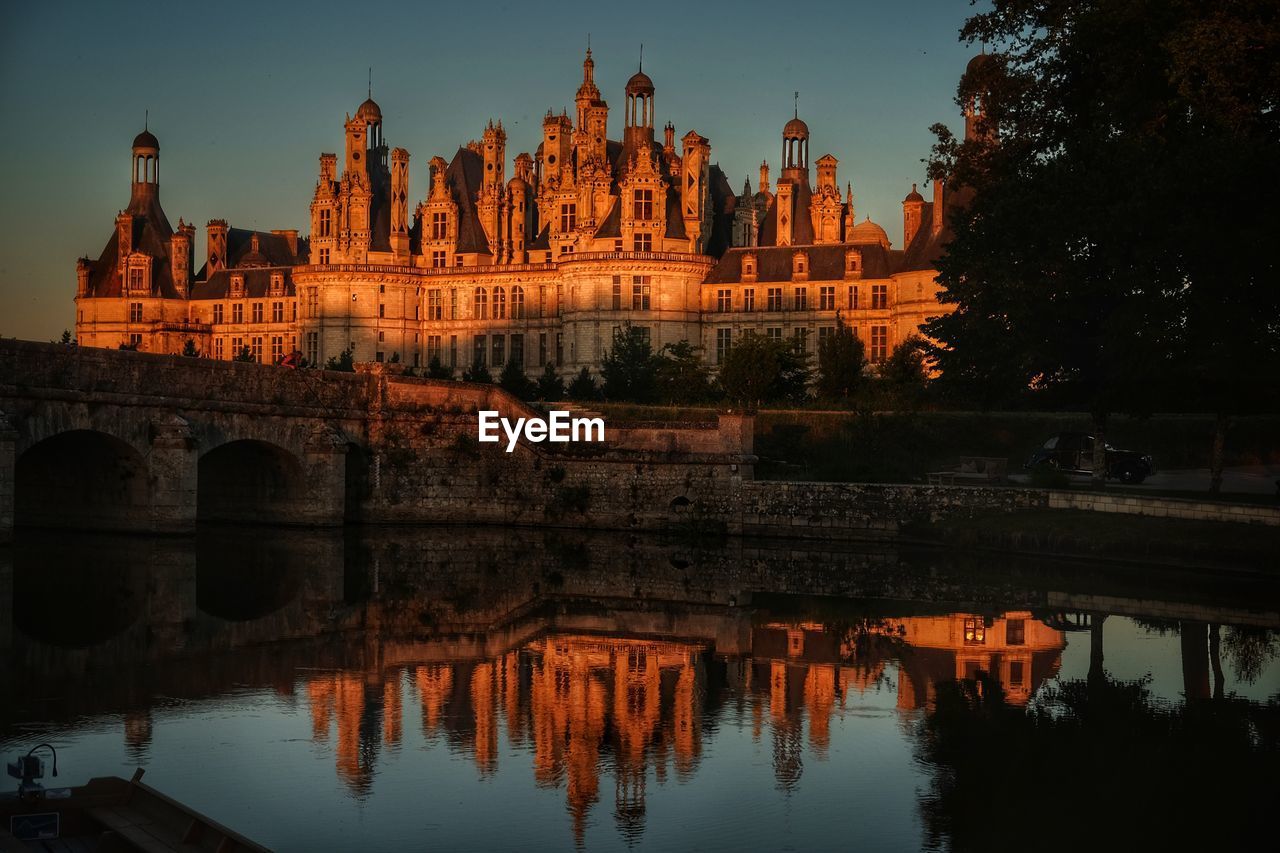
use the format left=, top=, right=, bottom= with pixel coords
left=792, top=251, right=809, bottom=281
left=270, top=273, right=284, bottom=296
left=231, top=274, right=245, bottom=298
left=432, top=212, right=448, bottom=241
left=742, top=252, right=757, bottom=283
left=844, top=248, right=863, bottom=280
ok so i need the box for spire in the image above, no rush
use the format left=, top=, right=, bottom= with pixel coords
left=368, top=67, right=372, bottom=99
left=144, top=109, right=148, bottom=131
left=639, top=43, right=643, bottom=73
left=794, top=91, right=799, bottom=119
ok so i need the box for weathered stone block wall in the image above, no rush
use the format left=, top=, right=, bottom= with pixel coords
left=1048, top=490, right=1280, bottom=527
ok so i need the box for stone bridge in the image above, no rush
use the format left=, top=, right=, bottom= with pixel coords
left=0, top=339, right=755, bottom=541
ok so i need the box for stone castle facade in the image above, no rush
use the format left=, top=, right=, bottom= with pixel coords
left=74, top=51, right=984, bottom=375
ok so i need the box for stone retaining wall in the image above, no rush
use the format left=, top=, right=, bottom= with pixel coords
left=1048, top=490, right=1280, bottom=527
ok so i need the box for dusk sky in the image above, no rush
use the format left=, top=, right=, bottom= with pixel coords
left=0, top=0, right=979, bottom=340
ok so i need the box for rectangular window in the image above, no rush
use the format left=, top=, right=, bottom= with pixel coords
left=213, top=304, right=224, bottom=324
left=128, top=268, right=144, bottom=292
left=511, top=334, right=524, bottom=369
left=793, top=327, right=809, bottom=354
left=427, top=335, right=442, bottom=362
left=129, top=302, right=142, bottom=322
left=560, top=203, right=576, bottom=232
left=818, top=326, right=835, bottom=344
left=473, top=335, right=486, bottom=367
left=214, top=338, right=224, bottom=359
left=431, top=250, right=447, bottom=268
left=556, top=332, right=564, bottom=365
left=318, top=248, right=330, bottom=265
left=378, top=303, right=386, bottom=319
left=631, top=276, right=651, bottom=310
left=129, top=333, right=143, bottom=348
left=251, top=336, right=263, bottom=363
left=252, top=302, right=264, bottom=323
left=319, top=208, right=332, bottom=237
left=871, top=325, right=888, bottom=362
left=1009, top=661, right=1025, bottom=687
left=378, top=331, right=385, bottom=343
left=539, top=332, right=548, bottom=366
left=375, top=351, right=384, bottom=363
left=633, top=188, right=654, bottom=220
left=272, top=301, right=284, bottom=323
left=449, top=289, right=458, bottom=319
left=305, top=287, right=318, bottom=319
left=767, top=287, right=783, bottom=312
left=963, top=617, right=987, bottom=645
left=306, top=332, right=318, bottom=365
left=449, top=335, right=458, bottom=368
left=872, top=283, right=888, bottom=309
left=715, top=328, right=732, bottom=364
left=492, top=334, right=505, bottom=368
left=793, top=287, right=808, bottom=311
left=271, top=336, right=283, bottom=363
left=292, top=302, right=298, bottom=321
left=766, top=327, right=782, bottom=340
left=428, top=289, right=442, bottom=320
left=231, top=336, right=243, bottom=357
left=633, top=232, right=652, bottom=252
left=612, top=276, right=622, bottom=310
left=849, top=285, right=859, bottom=309
left=717, top=289, right=732, bottom=312
left=232, top=303, right=244, bottom=323
left=432, top=212, right=448, bottom=240
left=1006, top=619, right=1026, bottom=646
left=819, top=286, right=835, bottom=310
left=743, top=288, right=755, bottom=312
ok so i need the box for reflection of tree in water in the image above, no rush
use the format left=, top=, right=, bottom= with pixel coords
left=916, top=625, right=1280, bottom=851
left=1222, top=627, right=1280, bottom=684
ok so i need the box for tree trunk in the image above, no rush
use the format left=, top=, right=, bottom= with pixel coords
left=1088, top=613, right=1107, bottom=692
left=1091, top=411, right=1108, bottom=488
left=1209, top=412, right=1229, bottom=495
left=1180, top=621, right=1211, bottom=701
left=1210, top=623, right=1225, bottom=700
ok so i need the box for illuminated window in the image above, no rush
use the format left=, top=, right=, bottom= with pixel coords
left=633, top=188, right=654, bottom=220
left=716, top=328, right=731, bottom=363
left=871, top=325, right=888, bottom=363
left=631, top=276, right=651, bottom=310
left=964, top=617, right=987, bottom=645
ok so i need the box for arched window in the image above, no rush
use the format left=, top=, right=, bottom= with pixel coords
left=511, top=285, right=525, bottom=320
left=473, top=287, right=487, bottom=319
left=493, top=286, right=506, bottom=319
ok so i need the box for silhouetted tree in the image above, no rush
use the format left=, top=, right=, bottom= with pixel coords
left=717, top=332, right=810, bottom=408
left=536, top=363, right=565, bottom=402
left=601, top=323, right=658, bottom=402
left=324, top=347, right=354, bottom=371
left=654, top=340, right=712, bottom=404
left=426, top=355, right=453, bottom=380
left=462, top=358, right=492, bottom=384
left=567, top=366, right=600, bottom=401
left=498, top=359, right=535, bottom=399
left=181, top=338, right=199, bottom=358
left=816, top=313, right=866, bottom=404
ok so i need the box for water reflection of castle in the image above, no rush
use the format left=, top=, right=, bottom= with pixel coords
left=304, top=612, right=1063, bottom=842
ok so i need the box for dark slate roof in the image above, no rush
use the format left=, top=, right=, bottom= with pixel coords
left=758, top=177, right=815, bottom=246
left=705, top=164, right=735, bottom=257
left=898, top=185, right=970, bottom=272
left=84, top=191, right=178, bottom=298
left=445, top=147, right=492, bottom=255
left=189, top=267, right=296, bottom=300
left=193, top=228, right=308, bottom=281
left=704, top=243, right=896, bottom=284
left=594, top=196, right=622, bottom=238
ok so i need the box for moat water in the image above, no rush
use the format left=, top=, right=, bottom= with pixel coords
left=2, top=526, right=1277, bottom=852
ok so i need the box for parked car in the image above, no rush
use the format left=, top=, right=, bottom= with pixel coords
left=1024, top=432, right=1155, bottom=484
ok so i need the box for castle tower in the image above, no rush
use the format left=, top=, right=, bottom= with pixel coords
left=206, top=219, right=228, bottom=274
left=902, top=183, right=925, bottom=247
left=130, top=125, right=160, bottom=208
left=170, top=219, right=194, bottom=296
left=390, top=147, right=410, bottom=261
left=574, top=47, right=609, bottom=166
left=681, top=130, right=711, bottom=253
left=963, top=53, right=996, bottom=142
left=542, top=111, right=572, bottom=184
left=810, top=154, right=842, bottom=244
left=781, top=111, right=809, bottom=181
left=623, top=64, right=655, bottom=151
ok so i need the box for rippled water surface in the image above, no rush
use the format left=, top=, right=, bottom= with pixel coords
left=2, top=527, right=1277, bottom=851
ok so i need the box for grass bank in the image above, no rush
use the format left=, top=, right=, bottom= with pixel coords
left=905, top=508, right=1280, bottom=572
left=596, top=405, right=1280, bottom=484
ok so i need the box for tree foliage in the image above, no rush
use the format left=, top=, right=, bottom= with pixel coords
left=925, top=0, right=1280, bottom=484
left=425, top=355, right=453, bottom=380
left=654, top=340, right=712, bottom=404
left=462, top=358, right=492, bottom=384
left=601, top=323, right=658, bottom=403
left=498, top=360, right=535, bottom=400
left=567, top=366, right=600, bottom=401
left=181, top=338, right=200, bottom=358
left=717, top=332, right=810, bottom=407
left=324, top=346, right=354, bottom=371
left=816, top=313, right=866, bottom=403
left=536, top=363, right=565, bottom=402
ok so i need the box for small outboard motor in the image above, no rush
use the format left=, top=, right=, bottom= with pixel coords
left=7, top=744, right=57, bottom=800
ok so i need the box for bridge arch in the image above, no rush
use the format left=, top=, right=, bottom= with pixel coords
left=197, top=439, right=306, bottom=524
left=15, top=429, right=150, bottom=530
